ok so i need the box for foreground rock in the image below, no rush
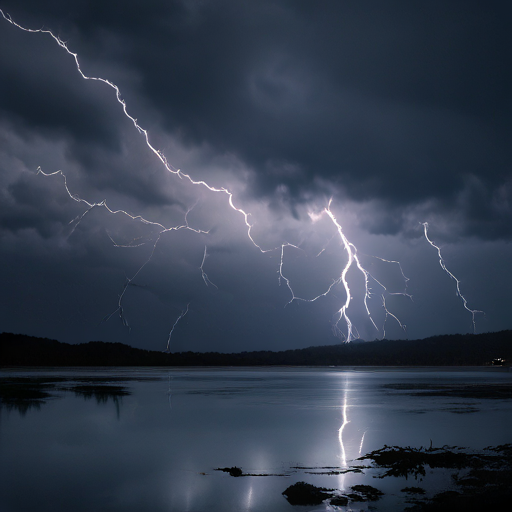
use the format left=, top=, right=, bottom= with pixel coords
left=282, top=482, right=383, bottom=507
left=282, top=482, right=333, bottom=505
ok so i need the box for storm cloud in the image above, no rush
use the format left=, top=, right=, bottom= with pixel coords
left=0, top=1, right=510, bottom=351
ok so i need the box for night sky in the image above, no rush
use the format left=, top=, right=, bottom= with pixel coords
left=1, top=1, right=510, bottom=353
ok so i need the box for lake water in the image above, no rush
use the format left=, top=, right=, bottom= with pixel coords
left=1, top=367, right=511, bottom=511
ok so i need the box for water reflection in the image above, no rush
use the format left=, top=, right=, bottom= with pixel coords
left=359, top=430, right=367, bottom=455
left=71, top=385, right=128, bottom=419
left=0, top=376, right=130, bottom=417
left=0, top=377, right=56, bottom=415
left=71, top=384, right=129, bottom=402
left=338, top=388, right=349, bottom=468
left=336, top=375, right=370, bottom=495
left=0, top=398, right=43, bottom=416
left=338, top=377, right=367, bottom=464
left=244, top=480, right=254, bottom=510
left=167, top=373, right=173, bottom=410
left=1, top=368, right=510, bottom=512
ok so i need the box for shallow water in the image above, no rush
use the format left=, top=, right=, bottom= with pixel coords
left=1, top=367, right=511, bottom=511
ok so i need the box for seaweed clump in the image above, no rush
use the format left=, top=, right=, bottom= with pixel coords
left=363, top=444, right=512, bottom=511
left=282, top=482, right=383, bottom=506
left=215, top=466, right=243, bottom=477
left=358, top=444, right=495, bottom=479
left=350, top=484, right=384, bottom=501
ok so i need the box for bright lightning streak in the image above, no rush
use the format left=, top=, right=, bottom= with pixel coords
left=1, top=9, right=274, bottom=343
left=36, top=167, right=169, bottom=233
left=422, top=222, right=483, bottom=332
left=164, top=303, right=190, bottom=353
left=0, top=9, right=265, bottom=251
left=326, top=202, right=410, bottom=340
left=279, top=200, right=409, bottom=341
left=326, top=203, right=360, bottom=341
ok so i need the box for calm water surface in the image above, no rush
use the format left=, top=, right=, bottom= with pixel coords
left=1, top=367, right=511, bottom=511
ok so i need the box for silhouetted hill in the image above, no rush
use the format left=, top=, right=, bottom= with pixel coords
left=1, top=331, right=511, bottom=367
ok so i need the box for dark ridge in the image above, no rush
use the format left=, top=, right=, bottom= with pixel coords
left=1, top=330, right=511, bottom=367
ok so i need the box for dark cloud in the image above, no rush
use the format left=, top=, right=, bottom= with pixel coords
left=0, top=1, right=510, bottom=350
left=2, top=1, right=509, bottom=228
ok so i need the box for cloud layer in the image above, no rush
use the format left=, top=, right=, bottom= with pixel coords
left=0, top=1, right=510, bottom=351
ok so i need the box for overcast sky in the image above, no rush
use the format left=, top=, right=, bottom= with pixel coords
left=1, top=0, right=510, bottom=353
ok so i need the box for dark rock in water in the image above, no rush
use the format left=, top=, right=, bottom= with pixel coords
left=350, top=484, right=384, bottom=501
left=346, top=493, right=365, bottom=502
left=401, top=486, right=426, bottom=494
left=432, top=490, right=461, bottom=502
left=282, top=482, right=383, bottom=506
left=330, top=495, right=349, bottom=506
left=215, top=466, right=243, bottom=477
left=282, top=481, right=333, bottom=505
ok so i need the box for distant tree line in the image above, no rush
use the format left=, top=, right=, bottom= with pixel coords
left=1, top=331, right=511, bottom=367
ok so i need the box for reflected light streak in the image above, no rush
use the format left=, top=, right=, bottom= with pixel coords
left=359, top=430, right=367, bottom=455
left=338, top=378, right=367, bottom=495
left=338, top=390, right=349, bottom=468
left=244, top=482, right=254, bottom=511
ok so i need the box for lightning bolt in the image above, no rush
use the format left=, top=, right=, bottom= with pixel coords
left=362, top=254, right=411, bottom=298
left=1, top=10, right=277, bottom=346
left=34, top=167, right=207, bottom=331
left=200, top=246, right=218, bottom=289
left=0, top=9, right=263, bottom=250
left=380, top=294, right=406, bottom=339
left=278, top=200, right=410, bottom=341
left=422, top=222, right=483, bottom=332
left=277, top=242, right=303, bottom=298
left=164, top=303, right=190, bottom=353
left=102, top=203, right=208, bottom=330
left=35, top=167, right=168, bottom=235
